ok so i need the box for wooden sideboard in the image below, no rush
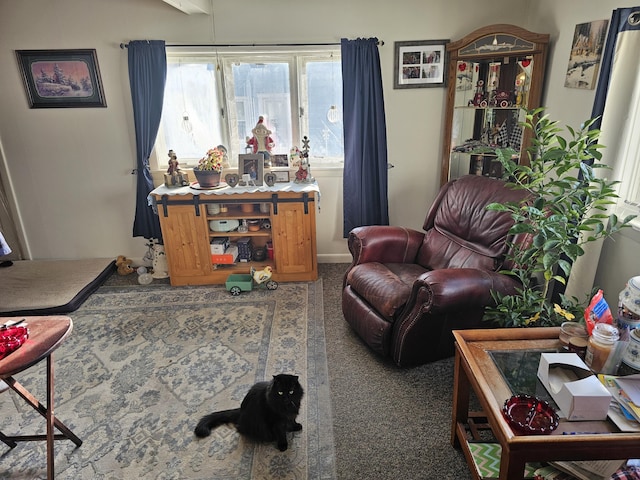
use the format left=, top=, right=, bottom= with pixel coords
left=150, top=183, right=319, bottom=286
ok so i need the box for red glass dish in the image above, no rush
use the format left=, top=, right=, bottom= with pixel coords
left=0, top=324, right=29, bottom=360
left=502, top=394, right=559, bottom=435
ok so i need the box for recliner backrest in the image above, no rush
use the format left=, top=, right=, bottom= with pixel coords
left=416, top=175, right=531, bottom=272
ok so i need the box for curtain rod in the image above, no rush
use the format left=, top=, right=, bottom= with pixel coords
left=120, top=40, right=384, bottom=49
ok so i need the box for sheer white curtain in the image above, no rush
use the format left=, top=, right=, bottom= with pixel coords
left=565, top=7, right=640, bottom=300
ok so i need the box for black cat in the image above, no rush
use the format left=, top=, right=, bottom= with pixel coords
left=194, top=374, right=304, bottom=451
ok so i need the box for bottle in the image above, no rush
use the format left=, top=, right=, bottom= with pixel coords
left=585, top=323, right=620, bottom=373
left=618, top=276, right=640, bottom=331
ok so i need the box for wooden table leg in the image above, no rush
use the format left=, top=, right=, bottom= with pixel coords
left=46, top=354, right=55, bottom=480
left=451, top=346, right=471, bottom=447
left=499, top=449, right=526, bottom=480
left=4, top=378, right=82, bottom=445
left=0, top=430, right=18, bottom=448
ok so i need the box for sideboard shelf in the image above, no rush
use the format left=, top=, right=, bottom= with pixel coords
left=151, top=183, right=319, bottom=286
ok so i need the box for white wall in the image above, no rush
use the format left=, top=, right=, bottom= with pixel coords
left=1, top=0, right=637, bottom=300
left=0, top=0, right=523, bottom=262
left=527, top=0, right=640, bottom=306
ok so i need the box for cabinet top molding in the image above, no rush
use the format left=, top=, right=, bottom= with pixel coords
left=448, top=24, right=550, bottom=58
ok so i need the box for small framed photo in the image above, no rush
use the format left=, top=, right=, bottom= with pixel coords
left=15, top=49, right=107, bottom=108
left=274, top=170, right=290, bottom=183
left=394, top=40, right=449, bottom=89
left=271, top=154, right=289, bottom=168
left=238, top=154, right=264, bottom=186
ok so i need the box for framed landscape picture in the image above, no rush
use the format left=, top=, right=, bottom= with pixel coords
left=564, top=20, right=609, bottom=90
left=16, top=49, right=107, bottom=108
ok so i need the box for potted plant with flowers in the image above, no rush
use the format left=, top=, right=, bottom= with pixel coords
left=483, top=108, right=636, bottom=328
left=193, top=147, right=225, bottom=187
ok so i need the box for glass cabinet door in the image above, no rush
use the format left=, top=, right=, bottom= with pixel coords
left=441, top=25, right=549, bottom=185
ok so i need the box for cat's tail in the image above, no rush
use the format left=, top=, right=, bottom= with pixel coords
left=194, top=408, right=241, bottom=438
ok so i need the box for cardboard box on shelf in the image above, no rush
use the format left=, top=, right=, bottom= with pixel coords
left=210, top=237, right=230, bottom=254
left=537, top=353, right=612, bottom=421
left=211, top=245, right=238, bottom=265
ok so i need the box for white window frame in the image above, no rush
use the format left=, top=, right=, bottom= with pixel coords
left=152, top=47, right=343, bottom=172
left=611, top=82, right=640, bottom=231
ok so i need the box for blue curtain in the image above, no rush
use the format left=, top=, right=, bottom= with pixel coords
left=341, top=38, right=389, bottom=237
left=127, top=40, right=166, bottom=241
left=591, top=8, right=640, bottom=128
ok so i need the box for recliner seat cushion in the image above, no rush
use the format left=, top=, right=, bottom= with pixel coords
left=345, top=262, right=429, bottom=320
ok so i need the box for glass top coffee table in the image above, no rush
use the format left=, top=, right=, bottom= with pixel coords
left=451, top=327, right=639, bottom=480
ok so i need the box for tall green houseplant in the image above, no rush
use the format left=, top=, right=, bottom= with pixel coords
left=484, top=109, right=636, bottom=328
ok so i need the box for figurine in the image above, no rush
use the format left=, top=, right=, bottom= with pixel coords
left=246, top=116, right=275, bottom=163
left=294, top=136, right=314, bottom=184
left=251, top=265, right=273, bottom=285
left=167, top=150, right=180, bottom=175
left=164, top=150, right=190, bottom=187
left=289, top=146, right=301, bottom=168
left=216, top=144, right=231, bottom=170
left=151, top=244, right=169, bottom=279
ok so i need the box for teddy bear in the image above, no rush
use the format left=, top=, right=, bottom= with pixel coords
left=116, top=255, right=134, bottom=275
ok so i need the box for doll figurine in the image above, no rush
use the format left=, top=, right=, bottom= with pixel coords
left=167, top=150, right=180, bottom=175
left=246, top=116, right=275, bottom=161
left=164, top=150, right=189, bottom=187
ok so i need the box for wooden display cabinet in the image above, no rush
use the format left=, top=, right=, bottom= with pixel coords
left=152, top=188, right=318, bottom=286
left=440, top=24, right=549, bottom=186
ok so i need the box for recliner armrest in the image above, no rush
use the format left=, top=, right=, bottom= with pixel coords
left=348, top=226, right=424, bottom=265
left=412, top=268, right=521, bottom=312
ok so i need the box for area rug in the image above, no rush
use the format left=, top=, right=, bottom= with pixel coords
left=0, top=259, right=115, bottom=316
left=0, top=280, right=336, bottom=479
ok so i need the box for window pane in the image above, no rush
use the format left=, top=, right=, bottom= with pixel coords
left=305, top=60, right=343, bottom=160
left=231, top=62, right=292, bottom=156
left=155, top=49, right=345, bottom=171
left=160, top=62, right=223, bottom=163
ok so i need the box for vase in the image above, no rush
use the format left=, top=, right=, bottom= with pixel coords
left=193, top=169, right=221, bottom=187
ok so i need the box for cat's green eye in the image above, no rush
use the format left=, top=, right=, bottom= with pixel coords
left=278, top=391, right=283, bottom=395
left=289, top=390, right=294, bottom=394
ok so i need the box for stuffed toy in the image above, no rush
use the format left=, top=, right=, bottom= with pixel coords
left=116, top=255, right=134, bottom=275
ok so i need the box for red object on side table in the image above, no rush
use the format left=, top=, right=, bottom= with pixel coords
left=0, top=316, right=83, bottom=479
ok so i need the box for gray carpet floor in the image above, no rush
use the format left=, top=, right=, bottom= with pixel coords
left=319, top=264, right=471, bottom=480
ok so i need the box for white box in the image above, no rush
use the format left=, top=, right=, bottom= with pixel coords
left=210, top=237, right=229, bottom=254
left=537, top=353, right=612, bottom=421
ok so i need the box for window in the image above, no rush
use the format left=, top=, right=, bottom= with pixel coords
left=153, top=48, right=343, bottom=171
left=613, top=96, right=640, bottom=230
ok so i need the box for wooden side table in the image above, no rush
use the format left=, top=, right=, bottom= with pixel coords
left=0, top=316, right=82, bottom=480
left=451, top=327, right=639, bottom=480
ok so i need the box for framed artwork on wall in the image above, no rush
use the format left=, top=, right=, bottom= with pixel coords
left=15, top=49, right=107, bottom=108
left=238, top=154, right=264, bottom=186
left=564, top=20, right=609, bottom=90
left=394, top=40, right=449, bottom=89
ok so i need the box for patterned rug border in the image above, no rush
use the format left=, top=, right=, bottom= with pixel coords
left=0, top=279, right=336, bottom=479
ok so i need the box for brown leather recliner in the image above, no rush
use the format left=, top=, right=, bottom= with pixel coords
left=342, top=175, right=532, bottom=367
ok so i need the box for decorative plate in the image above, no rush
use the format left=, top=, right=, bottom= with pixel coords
left=0, top=324, right=29, bottom=360
left=502, top=394, right=559, bottom=435
left=189, top=182, right=227, bottom=191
